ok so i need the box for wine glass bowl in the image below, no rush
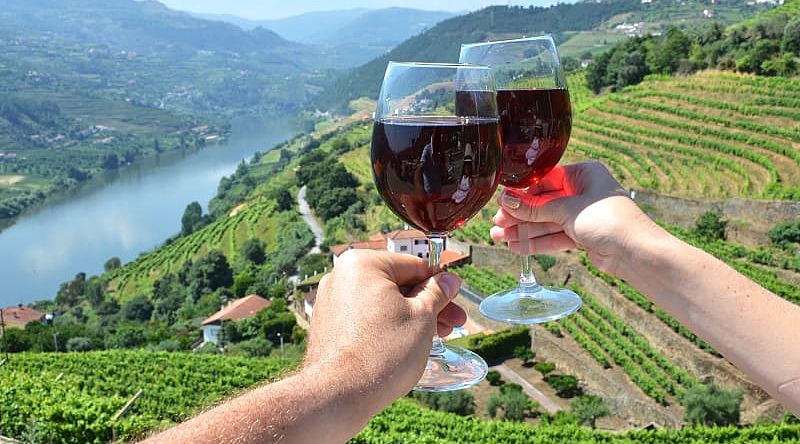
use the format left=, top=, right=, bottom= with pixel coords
left=460, top=35, right=582, bottom=325
left=371, top=62, right=501, bottom=391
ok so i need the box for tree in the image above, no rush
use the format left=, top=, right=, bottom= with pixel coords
left=272, top=188, right=294, bottom=212
left=102, top=153, right=119, bottom=170
left=232, top=270, right=257, bottom=297
left=181, top=201, right=203, bottom=235
left=514, top=345, right=535, bottom=366
left=486, top=370, right=503, bottom=386
left=783, top=16, right=800, bottom=55
left=693, top=207, right=727, bottom=241
left=571, top=395, right=610, bottom=429
left=104, top=257, right=121, bottom=271
left=187, top=250, right=234, bottom=297
left=682, top=382, right=742, bottom=426
left=122, top=295, right=154, bottom=321
left=534, top=362, right=556, bottom=377
left=487, top=384, right=532, bottom=421
left=241, top=239, right=265, bottom=265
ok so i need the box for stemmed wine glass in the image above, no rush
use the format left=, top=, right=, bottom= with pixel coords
left=371, top=62, right=502, bottom=391
left=460, top=35, right=583, bottom=324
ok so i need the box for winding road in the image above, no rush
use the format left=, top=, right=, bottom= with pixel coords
left=297, top=185, right=323, bottom=255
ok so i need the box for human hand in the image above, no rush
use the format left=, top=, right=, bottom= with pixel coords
left=490, top=161, right=660, bottom=276
left=303, top=250, right=466, bottom=416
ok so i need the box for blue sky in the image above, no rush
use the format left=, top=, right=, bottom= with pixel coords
left=159, top=0, right=566, bottom=20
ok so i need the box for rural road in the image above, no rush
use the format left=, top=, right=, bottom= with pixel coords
left=297, top=185, right=323, bottom=255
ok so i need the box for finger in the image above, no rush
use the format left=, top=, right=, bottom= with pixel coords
left=499, top=188, right=572, bottom=224
left=409, top=272, right=462, bottom=315
left=490, top=225, right=508, bottom=242
left=437, top=322, right=453, bottom=338
left=373, top=251, right=432, bottom=286
left=507, top=233, right=577, bottom=254
left=437, top=301, right=467, bottom=328
left=525, top=166, right=568, bottom=195
left=501, top=222, right=564, bottom=242
left=492, top=208, right=524, bottom=228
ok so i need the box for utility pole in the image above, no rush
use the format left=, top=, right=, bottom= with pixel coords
left=276, top=332, right=284, bottom=363
left=53, top=332, right=59, bottom=352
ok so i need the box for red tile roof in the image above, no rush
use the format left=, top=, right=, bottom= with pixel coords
left=440, top=250, right=469, bottom=268
left=1, top=306, right=44, bottom=329
left=331, top=239, right=387, bottom=257
left=201, top=295, right=271, bottom=326
left=386, top=228, right=426, bottom=240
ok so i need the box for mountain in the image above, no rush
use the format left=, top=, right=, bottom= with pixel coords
left=194, top=8, right=457, bottom=68
left=313, top=0, right=644, bottom=112
left=0, top=0, right=330, bottom=115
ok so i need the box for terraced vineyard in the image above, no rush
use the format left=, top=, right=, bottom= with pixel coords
left=564, top=71, right=800, bottom=200
left=106, top=199, right=303, bottom=299
left=453, top=265, right=697, bottom=405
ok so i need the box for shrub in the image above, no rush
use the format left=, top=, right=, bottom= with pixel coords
left=66, top=337, right=92, bottom=352
left=194, top=342, right=219, bottom=354
left=513, top=345, right=535, bottom=365
left=692, top=207, right=727, bottom=241
left=155, top=339, right=181, bottom=352
left=546, top=374, right=582, bottom=398
left=534, top=254, right=557, bottom=272
left=682, top=382, right=742, bottom=426
left=534, top=362, right=556, bottom=377
left=447, top=326, right=531, bottom=364
left=411, top=390, right=475, bottom=416
left=486, top=370, right=503, bottom=386
left=228, top=337, right=272, bottom=357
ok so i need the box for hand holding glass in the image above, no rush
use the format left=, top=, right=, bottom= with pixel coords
left=460, top=35, right=582, bottom=324
left=371, top=62, right=502, bottom=391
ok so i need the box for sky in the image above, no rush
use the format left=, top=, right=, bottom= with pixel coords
left=158, top=0, right=563, bottom=20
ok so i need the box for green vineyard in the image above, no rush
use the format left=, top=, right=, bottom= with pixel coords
left=565, top=71, right=800, bottom=200
left=0, top=351, right=291, bottom=443
left=355, top=399, right=800, bottom=443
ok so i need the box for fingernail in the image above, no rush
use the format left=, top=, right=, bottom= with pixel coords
left=437, top=272, right=461, bottom=296
left=501, top=190, right=520, bottom=210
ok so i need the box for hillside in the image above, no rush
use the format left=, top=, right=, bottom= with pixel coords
left=0, top=0, right=328, bottom=115
left=313, top=0, right=643, bottom=112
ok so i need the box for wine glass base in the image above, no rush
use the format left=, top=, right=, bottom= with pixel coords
left=479, top=285, right=582, bottom=324
left=414, top=344, right=488, bottom=392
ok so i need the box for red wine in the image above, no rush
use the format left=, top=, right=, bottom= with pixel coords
left=497, top=88, right=571, bottom=188
left=372, top=116, right=502, bottom=234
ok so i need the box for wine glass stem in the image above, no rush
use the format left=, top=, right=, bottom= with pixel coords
left=518, top=222, right=539, bottom=289
left=428, top=234, right=447, bottom=355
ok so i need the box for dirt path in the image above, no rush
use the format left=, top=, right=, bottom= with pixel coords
left=493, top=364, right=562, bottom=413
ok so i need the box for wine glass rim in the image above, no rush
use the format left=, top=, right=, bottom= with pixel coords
left=460, top=34, right=555, bottom=49
left=387, top=61, right=492, bottom=70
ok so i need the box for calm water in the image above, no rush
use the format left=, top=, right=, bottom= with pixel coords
left=0, top=117, right=292, bottom=306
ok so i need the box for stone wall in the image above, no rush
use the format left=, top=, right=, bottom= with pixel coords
left=633, top=190, right=800, bottom=246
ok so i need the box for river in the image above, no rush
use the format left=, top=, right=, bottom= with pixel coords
left=0, top=117, right=293, bottom=307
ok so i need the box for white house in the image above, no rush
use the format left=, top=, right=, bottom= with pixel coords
left=200, top=295, right=271, bottom=345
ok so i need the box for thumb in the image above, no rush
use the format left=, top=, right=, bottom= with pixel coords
left=410, top=272, right=462, bottom=316
left=499, top=188, right=572, bottom=225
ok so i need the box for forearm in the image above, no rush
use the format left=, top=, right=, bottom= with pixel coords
left=617, top=225, right=800, bottom=414
left=141, top=365, right=376, bottom=444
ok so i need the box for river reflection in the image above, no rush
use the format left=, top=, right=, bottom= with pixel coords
left=0, top=117, right=292, bottom=305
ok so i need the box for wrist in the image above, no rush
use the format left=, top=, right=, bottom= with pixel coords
left=615, top=218, right=676, bottom=284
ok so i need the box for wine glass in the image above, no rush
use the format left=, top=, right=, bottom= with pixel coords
left=460, top=35, right=582, bottom=324
left=371, top=62, right=502, bottom=391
